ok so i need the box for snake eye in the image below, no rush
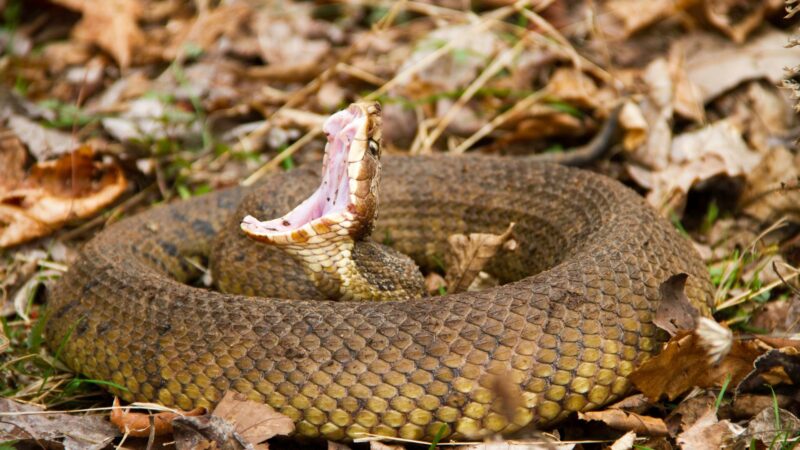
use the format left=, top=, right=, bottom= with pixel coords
left=368, top=138, right=379, bottom=156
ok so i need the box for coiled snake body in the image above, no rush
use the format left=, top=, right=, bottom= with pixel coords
left=46, top=153, right=713, bottom=441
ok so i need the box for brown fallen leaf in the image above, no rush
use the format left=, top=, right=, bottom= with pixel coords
left=736, top=347, right=800, bottom=393
left=109, top=397, right=205, bottom=438
left=751, top=296, right=800, bottom=334
left=250, top=4, right=336, bottom=82
left=163, top=3, right=252, bottom=61
left=6, top=114, right=76, bottom=161
left=597, top=0, right=698, bottom=40
left=704, top=0, right=765, bottom=44
left=173, top=390, right=295, bottom=450
left=627, top=119, right=761, bottom=214
left=740, top=146, right=800, bottom=223
left=629, top=330, right=761, bottom=402
left=0, top=145, right=127, bottom=247
left=610, top=431, right=637, bottom=450
left=666, top=393, right=716, bottom=436
left=212, top=391, right=294, bottom=443
left=675, top=409, right=743, bottom=449
left=461, top=441, right=575, bottom=450
left=545, top=68, right=602, bottom=110
left=51, top=0, right=145, bottom=68
left=683, top=29, right=800, bottom=103
left=445, top=222, right=516, bottom=294
left=369, top=442, right=405, bottom=450
left=578, top=409, right=668, bottom=436
left=0, top=398, right=119, bottom=450
left=0, top=126, right=28, bottom=189
left=740, top=407, right=800, bottom=448
left=654, top=273, right=700, bottom=337
left=607, top=394, right=653, bottom=414
left=732, top=393, right=796, bottom=420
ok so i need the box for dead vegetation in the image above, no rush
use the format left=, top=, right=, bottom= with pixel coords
left=2, top=0, right=800, bottom=449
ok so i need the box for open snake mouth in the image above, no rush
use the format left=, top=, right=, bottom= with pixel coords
left=241, top=104, right=378, bottom=244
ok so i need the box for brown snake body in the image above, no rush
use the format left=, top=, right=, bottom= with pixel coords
left=46, top=154, right=713, bottom=441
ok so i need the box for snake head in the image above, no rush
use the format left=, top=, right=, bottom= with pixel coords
left=240, top=102, right=382, bottom=245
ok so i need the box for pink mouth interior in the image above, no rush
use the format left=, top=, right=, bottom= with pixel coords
left=242, top=107, right=365, bottom=234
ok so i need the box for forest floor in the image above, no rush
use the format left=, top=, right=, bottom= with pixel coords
left=2, top=0, right=800, bottom=449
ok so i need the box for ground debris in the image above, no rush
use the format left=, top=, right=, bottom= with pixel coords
left=0, top=398, right=119, bottom=450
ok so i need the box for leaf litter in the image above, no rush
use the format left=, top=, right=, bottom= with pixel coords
left=3, top=0, right=800, bottom=448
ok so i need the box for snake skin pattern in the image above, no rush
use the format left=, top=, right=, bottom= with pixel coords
left=46, top=155, right=713, bottom=441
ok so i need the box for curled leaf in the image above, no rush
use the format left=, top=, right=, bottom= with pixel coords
left=0, top=145, right=127, bottom=248
left=629, top=331, right=761, bottom=401
left=109, top=397, right=205, bottom=438
left=173, top=390, right=295, bottom=449
left=445, top=223, right=515, bottom=294
left=676, top=409, right=744, bottom=449
left=579, top=409, right=668, bottom=436
left=654, top=273, right=700, bottom=337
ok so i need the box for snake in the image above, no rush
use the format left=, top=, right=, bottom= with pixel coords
left=45, top=102, right=714, bottom=442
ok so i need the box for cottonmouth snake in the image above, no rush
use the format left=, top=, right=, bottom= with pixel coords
left=46, top=107, right=713, bottom=442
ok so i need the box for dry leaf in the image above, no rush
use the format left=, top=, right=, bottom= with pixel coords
left=461, top=442, right=575, bottom=450
left=102, top=97, right=200, bottom=142
left=732, top=393, right=796, bottom=419
left=251, top=5, right=334, bottom=81
left=445, top=223, right=515, bottom=294
left=608, top=394, right=653, bottom=414
left=627, top=119, right=761, bottom=214
left=52, top=0, right=145, bottom=68
left=163, top=3, right=251, bottom=60
left=704, top=0, right=765, bottom=44
left=741, top=407, right=800, bottom=447
left=546, top=68, right=601, bottom=110
left=629, top=331, right=761, bottom=401
left=0, top=126, right=28, bottom=189
left=666, top=393, right=716, bottom=436
left=369, top=442, right=405, bottom=450
left=109, top=397, right=204, bottom=438
left=654, top=273, right=700, bottom=337
left=736, top=348, right=800, bottom=393
left=598, top=0, right=697, bottom=39
left=6, top=114, right=77, bottom=161
left=740, top=146, right=800, bottom=223
left=684, top=30, right=800, bottom=103
left=667, top=47, right=705, bottom=123
left=396, top=24, right=500, bottom=95
left=737, top=82, right=795, bottom=154
left=579, top=409, right=668, bottom=436
left=618, top=101, right=649, bottom=152
left=172, top=390, right=294, bottom=449
left=610, top=431, right=637, bottom=450
left=676, top=409, right=744, bottom=449
left=625, top=58, right=673, bottom=170
left=212, top=391, right=295, bottom=444
left=0, top=146, right=127, bottom=247
left=751, top=297, right=800, bottom=334
left=0, top=398, right=119, bottom=450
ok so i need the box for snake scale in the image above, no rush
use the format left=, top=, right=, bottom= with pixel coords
left=46, top=150, right=713, bottom=441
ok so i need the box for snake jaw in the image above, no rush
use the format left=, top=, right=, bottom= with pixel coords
left=241, top=102, right=381, bottom=245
